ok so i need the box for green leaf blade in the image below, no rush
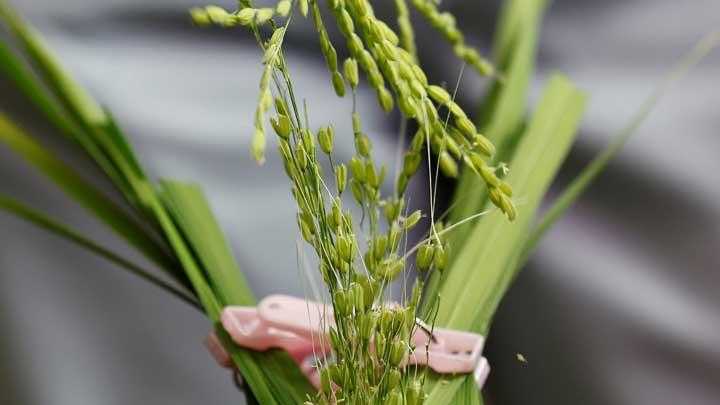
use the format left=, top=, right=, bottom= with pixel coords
left=424, top=74, right=587, bottom=404
left=158, top=180, right=256, bottom=305
left=0, top=114, right=187, bottom=287
left=0, top=194, right=200, bottom=309
left=158, top=180, right=314, bottom=403
left=448, top=0, right=547, bottom=251
left=521, top=29, right=720, bottom=263
left=0, top=0, right=107, bottom=127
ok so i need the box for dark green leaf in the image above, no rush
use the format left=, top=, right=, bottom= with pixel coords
left=0, top=114, right=187, bottom=287
left=0, top=194, right=200, bottom=309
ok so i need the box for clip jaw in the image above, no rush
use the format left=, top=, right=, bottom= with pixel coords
left=206, top=295, right=490, bottom=390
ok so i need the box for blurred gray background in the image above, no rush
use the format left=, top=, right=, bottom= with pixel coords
left=1, top=0, right=719, bottom=404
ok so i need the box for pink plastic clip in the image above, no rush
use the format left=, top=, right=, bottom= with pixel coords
left=206, top=295, right=490, bottom=390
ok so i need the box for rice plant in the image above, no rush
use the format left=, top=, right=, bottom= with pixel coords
left=0, top=0, right=716, bottom=403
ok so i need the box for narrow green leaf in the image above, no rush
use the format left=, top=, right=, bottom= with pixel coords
left=1, top=2, right=148, bottom=205
left=0, top=42, right=134, bottom=196
left=448, top=0, right=547, bottom=250
left=422, top=0, right=548, bottom=325
left=0, top=42, right=75, bottom=137
left=431, top=31, right=720, bottom=404
left=0, top=0, right=106, bottom=127
left=1, top=3, right=313, bottom=401
left=101, top=109, right=147, bottom=180
left=0, top=114, right=188, bottom=288
left=521, top=29, right=720, bottom=263
left=2, top=5, right=312, bottom=398
left=158, top=180, right=315, bottom=404
left=424, top=74, right=587, bottom=404
left=140, top=188, right=297, bottom=405
left=0, top=194, right=200, bottom=309
left=444, top=74, right=586, bottom=333
left=492, top=0, right=548, bottom=67
left=158, top=181, right=256, bottom=305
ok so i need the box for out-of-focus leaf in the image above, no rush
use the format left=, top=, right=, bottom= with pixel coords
left=101, top=109, right=147, bottom=180
left=1, top=1, right=315, bottom=396
left=521, top=29, right=720, bottom=263
left=0, top=194, right=200, bottom=309
left=0, top=0, right=106, bottom=126
left=140, top=188, right=300, bottom=405
left=0, top=42, right=133, bottom=195
left=1, top=2, right=148, bottom=204
left=0, top=114, right=187, bottom=285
